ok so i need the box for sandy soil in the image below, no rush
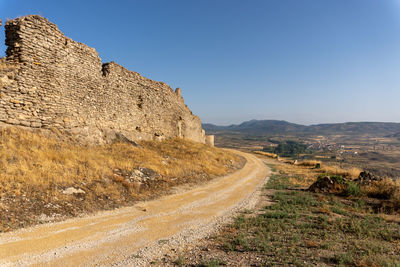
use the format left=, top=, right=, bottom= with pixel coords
left=0, top=150, right=269, bottom=266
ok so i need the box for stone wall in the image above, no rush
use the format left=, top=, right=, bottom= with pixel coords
left=0, top=15, right=206, bottom=143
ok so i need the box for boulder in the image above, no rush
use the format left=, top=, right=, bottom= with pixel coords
left=308, top=176, right=348, bottom=194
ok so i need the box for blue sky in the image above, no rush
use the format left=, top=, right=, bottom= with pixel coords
left=1, top=0, right=399, bottom=125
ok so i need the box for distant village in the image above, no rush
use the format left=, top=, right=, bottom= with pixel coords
left=306, top=139, right=397, bottom=155
left=306, top=141, right=359, bottom=155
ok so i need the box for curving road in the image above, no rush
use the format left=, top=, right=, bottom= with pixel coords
left=0, top=151, right=269, bottom=266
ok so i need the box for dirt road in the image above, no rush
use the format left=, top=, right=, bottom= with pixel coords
left=0, top=151, right=269, bottom=266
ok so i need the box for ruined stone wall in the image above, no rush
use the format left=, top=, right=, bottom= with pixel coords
left=0, top=15, right=206, bottom=143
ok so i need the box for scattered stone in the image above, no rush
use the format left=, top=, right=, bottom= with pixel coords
left=137, top=167, right=160, bottom=181
left=127, top=167, right=160, bottom=184
left=38, top=213, right=59, bottom=223
left=135, top=206, right=147, bottom=212
left=354, top=171, right=381, bottom=184
left=62, top=187, right=85, bottom=195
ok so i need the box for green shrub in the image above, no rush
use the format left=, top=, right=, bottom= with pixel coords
left=333, top=252, right=353, bottom=265
left=332, top=175, right=346, bottom=184
left=267, top=140, right=309, bottom=158
left=345, top=181, right=361, bottom=197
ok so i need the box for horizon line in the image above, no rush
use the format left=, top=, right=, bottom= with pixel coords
left=202, top=119, right=400, bottom=127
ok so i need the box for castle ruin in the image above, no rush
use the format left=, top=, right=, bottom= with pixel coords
left=0, top=15, right=210, bottom=144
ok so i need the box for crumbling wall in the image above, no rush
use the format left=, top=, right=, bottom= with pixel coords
left=0, top=15, right=206, bottom=143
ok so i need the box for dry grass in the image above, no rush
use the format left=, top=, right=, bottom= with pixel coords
left=295, top=159, right=321, bottom=167
left=270, top=161, right=319, bottom=188
left=176, top=165, right=400, bottom=266
left=296, top=159, right=362, bottom=179
left=265, top=158, right=361, bottom=188
left=253, top=151, right=277, bottom=158
left=270, top=157, right=399, bottom=211
left=0, top=127, right=239, bottom=189
left=320, top=165, right=362, bottom=179
left=0, top=127, right=243, bottom=231
left=362, top=178, right=400, bottom=205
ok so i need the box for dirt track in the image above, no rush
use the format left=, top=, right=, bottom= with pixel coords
left=0, top=151, right=269, bottom=266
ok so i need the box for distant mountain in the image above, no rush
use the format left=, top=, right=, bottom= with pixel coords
left=201, top=123, right=230, bottom=132
left=203, top=120, right=400, bottom=136
left=203, top=120, right=307, bottom=135
left=308, top=122, right=400, bottom=135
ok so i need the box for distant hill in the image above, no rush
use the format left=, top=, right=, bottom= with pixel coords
left=203, top=120, right=400, bottom=136
left=385, top=132, right=400, bottom=138
left=203, top=120, right=307, bottom=135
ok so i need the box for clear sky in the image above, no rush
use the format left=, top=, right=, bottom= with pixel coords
left=1, top=0, right=399, bottom=125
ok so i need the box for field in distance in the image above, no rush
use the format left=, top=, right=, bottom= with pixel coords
left=204, top=120, right=400, bottom=179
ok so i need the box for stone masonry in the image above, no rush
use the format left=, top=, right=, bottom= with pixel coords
left=0, top=15, right=207, bottom=143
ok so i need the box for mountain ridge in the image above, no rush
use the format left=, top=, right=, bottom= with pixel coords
left=202, top=120, right=400, bottom=136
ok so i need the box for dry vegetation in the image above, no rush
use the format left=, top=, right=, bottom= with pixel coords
left=295, top=159, right=362, bottom=179
left=0, top=127, right=244, bottom=232
left=253, top=151, right=278, bottom=158
left=363, top=178, right=400, bottom=207
left=320, top=165, right=362, bottom=179
left=272, top=158, right=399, bottom=210
left=266, top=159, right=362, bottom=189
left=162, top=157, right=400, bottom=266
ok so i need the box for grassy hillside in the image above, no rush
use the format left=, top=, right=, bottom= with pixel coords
left=162, top=157, right=400, bottom=266
left=0, top=127, right=244, bottom=232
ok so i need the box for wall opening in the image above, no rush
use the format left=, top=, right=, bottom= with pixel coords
left=137, top=95, right=143, bottom=109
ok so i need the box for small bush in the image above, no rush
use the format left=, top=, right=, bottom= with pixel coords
left=345, top=181, right=361, bottom=197
left=333, top=252, right=354, bottom=265
left=362, top=178, right=398, bottom=200
left=296, top=160, right=321, bottom=167
left=253, top=151, right=278, bottom=158
left=332, top=175, right=346, bottom=184
left=317, top=174, right=345, bottom=184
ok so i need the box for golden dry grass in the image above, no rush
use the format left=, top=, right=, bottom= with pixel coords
left=0, top=127, right=241, bottom=195
left=271, top=161, right=319, bottom=187
left=253, top=151, right=278, bottom=158
left=320, top=165, right=362, bottom=179
left=0, top=127, right=244, bottom=232
left=295, top=160, right=361, bottom=178
left=362, top=178, right=400, bottom=201
left=267, top=158, right=361, bottom=188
